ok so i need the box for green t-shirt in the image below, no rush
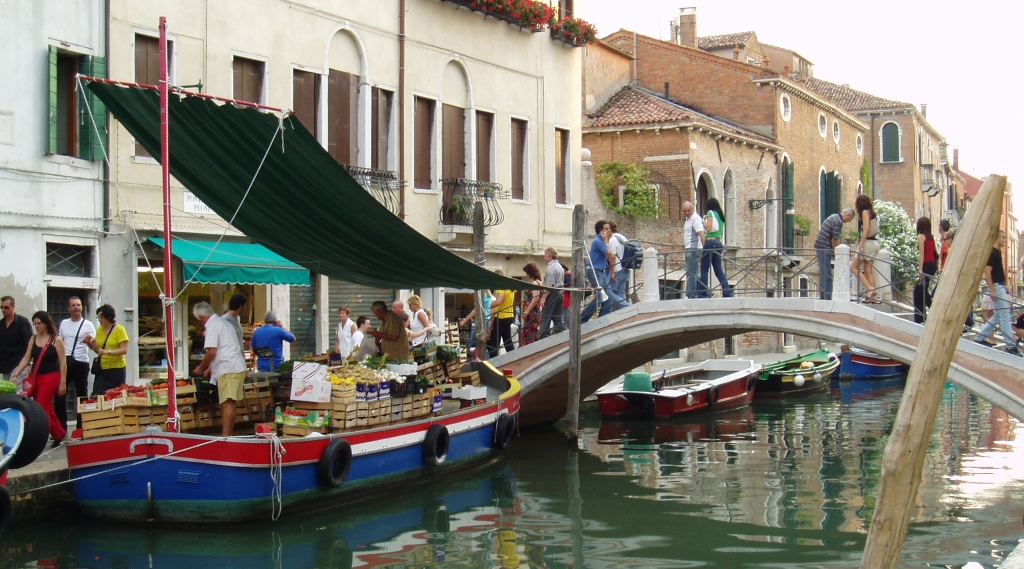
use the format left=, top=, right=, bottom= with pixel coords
left=706, top=210, right=725, bottom=240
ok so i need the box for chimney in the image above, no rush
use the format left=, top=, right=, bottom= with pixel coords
left=733, top=45, right=741, bottom=60
left=953, top=148, right=959, bottom=170
left=674, top=7, right=698, bottom=48
left=784, top=64, right=790, bottom=76
left=762, top=55, right=770, bottom=67
left=664, top=82, right=670, bottom=100
left=920, top=103, right=928, bottom=118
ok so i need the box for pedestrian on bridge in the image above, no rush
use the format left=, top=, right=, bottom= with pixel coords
left=815, top=208, right=855, bottom=300
left=700, top=198, right=733, bottom=298
left=974, top=231, right=1021, bottom=356
left=581, top=221, right=629, bottom=322
left=852, top=194, right=880, bottom=303
left=682, top=201, right=705, bottom=299
left=538, top=247, right=566, bottom=339
left=914, top=217, right=938, bottom=324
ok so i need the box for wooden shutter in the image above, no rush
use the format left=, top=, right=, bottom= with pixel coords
left=555, top=128, right=568, bottom=205
left=292, top=69, right=319, bottom=138
left=882, top=123, right=900, bottom=162
left=441, top=104, right=465, bottom=180
left=134, top=35, right=160, bottom=156
left=47, top=45, right=58, bottom=155
left=511, top=118, right=527, bottom=200
left=78, top=55, right=107, bottom=161
left=414, top=97, right=434, bottom=189
left=371, top=87, right=392, bottom=171
left=56, top=53, right=78, bottom=156
left=476, top=111, right=493, bottom=182
left=783, top=160, right=795, bottom=251
left=822, top=171, right=838, bottom=223
left=232, top=57, right=264, bottom=104
left=328, top=69, right=358, bottom=166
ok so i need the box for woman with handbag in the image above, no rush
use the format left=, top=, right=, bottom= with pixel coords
left=83, top=304, right=130, bottom=396
left=852, top=193, right=880, bottom=303
left=10, top=311, right=68, bottom=446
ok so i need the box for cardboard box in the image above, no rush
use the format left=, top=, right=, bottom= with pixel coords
left=290, top=376, right=331, bottom=403
left=104, top=393, right=152, bottom=409
left=451, top=386, right=487, bottom=400
left=292, top=362, right=329, bottom=383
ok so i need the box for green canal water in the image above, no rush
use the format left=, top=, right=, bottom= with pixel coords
left=3, top=380, right=1023, bottom=568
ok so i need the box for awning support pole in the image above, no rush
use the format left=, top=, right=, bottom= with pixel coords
left=159, top=16, right=178, bottom=432
left=566, top=204, right=585, bottom=446
left=473, top=202, right=487, bottom=361
left=859, top=174, right=1006, bottom=568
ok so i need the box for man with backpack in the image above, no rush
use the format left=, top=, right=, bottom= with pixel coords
left=608, top=221, right=641, bottom=302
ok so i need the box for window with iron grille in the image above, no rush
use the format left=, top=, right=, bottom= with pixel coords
left=46, top=243, right=92, bottom=277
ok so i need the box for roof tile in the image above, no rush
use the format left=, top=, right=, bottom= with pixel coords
left=698, top=32, right=755, bottom=50
left=795, top=74, right=913, bottom=111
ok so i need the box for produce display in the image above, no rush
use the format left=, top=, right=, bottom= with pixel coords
left=0, top=380, right=17, bottom=395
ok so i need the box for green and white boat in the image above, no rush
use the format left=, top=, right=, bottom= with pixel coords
left=755, top=349, right=840, bottom=398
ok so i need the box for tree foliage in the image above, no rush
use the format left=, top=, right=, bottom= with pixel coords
left=860, top=159, right=872, bottom=197
left=595, top=161, right=661, bottom=219
left=875, top=200, right=918, bottom=288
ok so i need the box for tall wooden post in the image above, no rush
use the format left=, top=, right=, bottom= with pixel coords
left=566, top=204, right=585, bottom=445
left=472, top=202, right=488, bottom=361
left=860, top=174, right=1006, bottom=569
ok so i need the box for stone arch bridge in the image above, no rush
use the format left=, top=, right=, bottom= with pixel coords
left=490, top=299, right=1024, bottom=427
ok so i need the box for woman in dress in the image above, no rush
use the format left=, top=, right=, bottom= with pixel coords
left=914, top=217, right=938, bottom=324
left=519, top=262, right=544, bottom=346
left=11, top=311, right=67, bottom=446
left=852, top=193, right=880, bottom=303
left=84, top=304, right=130, bottom=395
left=700, top=197, right=733, bottom=298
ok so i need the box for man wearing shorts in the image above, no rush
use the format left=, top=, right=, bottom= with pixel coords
left=192, top=301, right=248, bottom=436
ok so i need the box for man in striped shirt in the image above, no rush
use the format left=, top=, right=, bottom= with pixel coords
left=815, top=208, right=855, bottom=300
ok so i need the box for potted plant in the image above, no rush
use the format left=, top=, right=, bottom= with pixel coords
left=549, top=16, right=598, bottom=47
left=446, top=194, right=473, bottom=225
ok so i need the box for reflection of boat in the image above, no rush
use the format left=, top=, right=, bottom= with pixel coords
left=66, top=363, right=520, bottom=523
left=755, top=349, right=840, bottom=397
left=597, top=406, right=757, bottom=444
left=832, top=376, right=906, bottom=404
left=595, top=360, right=760, bottom=419
left=836, top=345, right=907, bottom=380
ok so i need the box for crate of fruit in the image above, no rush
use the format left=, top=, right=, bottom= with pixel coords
left=103, top=384, right=152, bottom=409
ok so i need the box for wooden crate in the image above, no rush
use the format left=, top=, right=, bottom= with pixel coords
left=83, top=424, right=140, bottom=439
left=281, top=425, right=328, bottom=438
left=77, top=396, right=103, bottom=413
left=291, top=400, right=332, bottom=410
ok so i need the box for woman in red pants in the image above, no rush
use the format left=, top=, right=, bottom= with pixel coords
left=10, top=311, right=67, bottom=447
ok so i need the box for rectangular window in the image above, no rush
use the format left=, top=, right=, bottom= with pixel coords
left=442, top=104, right=466, bottom=181
left=371, top=87, right=393, bottom=171
left=134, top=34, right=172, bottom=157
left=46, top=243, right=92, bottom=277
left=476, top=111, right=493, bottom=182
left=327, top=69, right=358, bottom=166
left=232, top=56, right=265, bottom=104
left=511, top=118, right=528, bottom=200
left=48, top=46, right=106, bottom=160
left=292, top=69, right=320, bottom=138
left=414, top=96, right=435, bottom=190
left=554, top=127, right=569, bottom=205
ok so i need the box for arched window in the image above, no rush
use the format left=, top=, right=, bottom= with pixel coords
left=880, top=122, right=901, bottom=163
left=696, top=171, right=713, bottom=212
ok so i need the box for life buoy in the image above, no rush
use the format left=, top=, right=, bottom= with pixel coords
left=747, top=375, right=757, bottom=393
left=0, top=485, right=10, bottom=539
left=493, top=413, right=515, bottom=451
left=707, top=386, right=720, bottom=406
left=0, top=395, right=49, bottom=470
left=422, top=424, right=450, bottom=466
left=317, top=438, right=352, bottom=488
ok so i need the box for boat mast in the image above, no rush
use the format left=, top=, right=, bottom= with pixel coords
left=160, top=16, right=178, bottom=433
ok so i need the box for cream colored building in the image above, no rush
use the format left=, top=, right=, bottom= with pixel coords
left=102, top=0, right=582, bottom=372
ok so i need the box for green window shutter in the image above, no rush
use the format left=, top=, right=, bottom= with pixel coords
left=823, top=171, right=838, bottom=223
left=882, top=123, right=900, bottom=162
left=78, top=56, right=107, bottom=161
left=48, top=46, right=58, bottom=155
left=783, top=160, right=795, bottom=252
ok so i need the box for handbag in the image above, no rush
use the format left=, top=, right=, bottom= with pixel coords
left=867, top=217, right=880, bottom=239
left=91, top=328, right=112, bottom=376
left=22, top=335, right=55, bottom=398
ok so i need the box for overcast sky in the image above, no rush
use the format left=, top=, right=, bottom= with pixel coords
left=579, top=0, right=1023, bottom=221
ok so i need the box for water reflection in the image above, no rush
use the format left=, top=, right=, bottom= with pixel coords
left=2, top=383, right=1022, bottom=568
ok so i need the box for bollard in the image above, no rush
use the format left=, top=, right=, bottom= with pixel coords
left=876, top=249, right=893, bottom=302
left=833, top=244, right=851, bottom=302
left=643, top=247, right=660, bottom=303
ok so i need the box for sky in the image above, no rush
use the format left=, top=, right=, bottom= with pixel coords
left=578, top=0, right=1024, bottom=221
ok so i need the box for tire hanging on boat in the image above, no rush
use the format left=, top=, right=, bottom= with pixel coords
left=707, top=386, right=720, bottom=406
left=422, top=424, right=450, bottom=466
left=493, top=413, right=515, bottom=451
left=317, top=438, right=352, bottom=488
left=0, top=395, right=50, bottom=470
left=0, top=485, right=10, bottom=539
left=747, top=375, right=757, bottom=393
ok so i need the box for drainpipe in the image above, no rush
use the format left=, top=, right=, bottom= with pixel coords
left=870, top=113, right=876, bottom=199
left=398, top=0, right=407, bottom=219
left=102, top=0, right=111, bottom=233
left=632, top=32, right=637, bottom=83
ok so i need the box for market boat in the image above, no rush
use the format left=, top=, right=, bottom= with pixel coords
left=836, top=345, right=907, bottom=380
left=754, top=349, right=840, bottom=398
left=65, top=361, right=520, bottom=523
left=595, top=360, right=761, bottom=419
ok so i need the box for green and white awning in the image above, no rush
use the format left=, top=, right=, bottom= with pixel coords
left=148, top=237, right=311, bottom=286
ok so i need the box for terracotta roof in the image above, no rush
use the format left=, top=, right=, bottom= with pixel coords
left=698, top=32, right=755, bottom=50
left=794, top=74, right=913, bottom=112
left=958, top=169, right=984, bottom=198
left=585, top=86, right=774, bottom=144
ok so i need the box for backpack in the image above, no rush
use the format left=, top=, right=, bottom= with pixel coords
left=616, top=235, right=643, bottom=270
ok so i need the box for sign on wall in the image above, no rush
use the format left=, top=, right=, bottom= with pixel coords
left=183, top=191, right=215, bottom=215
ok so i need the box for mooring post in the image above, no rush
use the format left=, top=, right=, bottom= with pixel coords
left=860, top=175, right=1006, bottom=569
left=472, top=202, right=488, bottom=361
left=833, top=244, right=851, bottom=302
left=566, top=204, right=585, bottom=446
left=642, top=247, right=660, bottom=303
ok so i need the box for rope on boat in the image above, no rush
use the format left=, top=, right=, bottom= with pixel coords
left=268, top=433, right=285, bottom=521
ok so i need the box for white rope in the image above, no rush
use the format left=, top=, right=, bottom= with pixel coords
left=267, top=432, right=285, bottom=520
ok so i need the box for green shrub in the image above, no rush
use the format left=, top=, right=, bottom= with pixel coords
left=595, top=161, right=661, bottom=219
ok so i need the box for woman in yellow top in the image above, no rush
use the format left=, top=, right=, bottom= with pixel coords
left=83, top=304, right=130, bottom=395
left=488, top=281, right=517, bottom=357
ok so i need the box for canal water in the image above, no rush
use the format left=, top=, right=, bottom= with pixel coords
left=3, top=380, right=1022, bottom=568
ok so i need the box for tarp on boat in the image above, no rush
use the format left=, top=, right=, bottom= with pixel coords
left=87, top=81, right=539, bottom=291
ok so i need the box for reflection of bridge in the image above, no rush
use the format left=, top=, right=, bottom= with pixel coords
left=492, top=298, right=1024, bottom=427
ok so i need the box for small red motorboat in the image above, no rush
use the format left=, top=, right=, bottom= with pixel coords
left=595, top=360, right=762, bottom=420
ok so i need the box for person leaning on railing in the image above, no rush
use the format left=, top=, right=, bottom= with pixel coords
left=814, top=208, right=855, bottom=301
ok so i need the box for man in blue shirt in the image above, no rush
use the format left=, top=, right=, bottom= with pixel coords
left=581, top=220, right=630, bottom=322
left=250, top=311, right=295, bottom=372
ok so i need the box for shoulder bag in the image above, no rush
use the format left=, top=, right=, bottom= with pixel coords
left=91, top=328, right=112, bottom=376
left=22, top=335, right=55, bottom=398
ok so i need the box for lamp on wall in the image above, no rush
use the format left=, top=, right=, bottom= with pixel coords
left=749, top=197, right=793, bottom=211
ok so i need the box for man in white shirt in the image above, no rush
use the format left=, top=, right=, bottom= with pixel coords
left=353, top=316, right=377, bottom=361
left=608, top=220, right=630, bottom=300
left=58, top=296, right=96, bottom=429
left=192, top=301, right=248, bottom=437
left=682, top=201, right=706, bottom=299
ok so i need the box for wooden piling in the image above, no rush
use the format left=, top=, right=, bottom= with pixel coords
left=566, top=204, right=585, bottom=446
left=859, top=174, right=1007, bottom=569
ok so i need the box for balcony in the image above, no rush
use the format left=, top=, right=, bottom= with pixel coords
left=920, top=164, right=942, bottom=197
left=440, top=178, right=509, bottom=228
left=340, top=165, right=404, bottom=216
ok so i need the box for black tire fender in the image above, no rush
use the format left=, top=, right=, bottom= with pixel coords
left=747, top=375, right=757, bottom=393
left=707, top=386, right=720, bottom=406
left=317, top=438, right=352, bottom=488
left=0, top=485, right=9, bottom=539
left=493, top=413, right=515, bottom=451
left=422, top=424, right=450, bottom=467
left=0, top=395, right=50, bottom=470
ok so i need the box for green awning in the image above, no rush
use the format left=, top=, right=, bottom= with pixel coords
left=148, top=237, right=311, bottom=286
left=88, top=81, right=539, bottom=291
